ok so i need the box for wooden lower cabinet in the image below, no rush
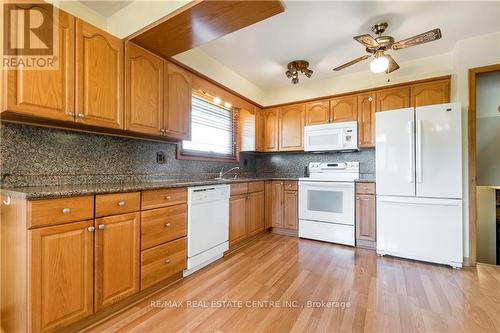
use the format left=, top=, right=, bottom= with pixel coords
left=247, top=191, right=265, bottom=236
left=229, top=194, right=248, bottom=245
left=283, top=190, right=298, bottom=231
left=94, top=212, right=140, bottom=311
left=269, top=181, right=298, bottom=233
left=30, top=220, right=94, bottom=333
left=270, top=181, right=284, bottom=228
left=355, top=183, right=376, bottom=249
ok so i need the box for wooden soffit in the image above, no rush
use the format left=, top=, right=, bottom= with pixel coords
left=129, top=0, right=285, bottom=58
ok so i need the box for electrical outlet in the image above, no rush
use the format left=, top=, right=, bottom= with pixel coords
left=156, top=151, right=166, bottom=164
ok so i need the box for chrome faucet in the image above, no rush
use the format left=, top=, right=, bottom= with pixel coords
left=217, top=166, right=239, bottom=179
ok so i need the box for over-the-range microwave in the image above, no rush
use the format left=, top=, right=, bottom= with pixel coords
left=304, top=121, right=358, bottom=152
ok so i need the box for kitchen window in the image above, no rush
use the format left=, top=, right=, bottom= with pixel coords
left=180, top=94, right=237, bottom=160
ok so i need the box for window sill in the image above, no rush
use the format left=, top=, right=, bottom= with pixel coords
left=176, top=144, right=239, bottom=163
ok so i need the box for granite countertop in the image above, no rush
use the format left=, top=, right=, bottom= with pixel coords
left=2, top=175, right=376, bottom=200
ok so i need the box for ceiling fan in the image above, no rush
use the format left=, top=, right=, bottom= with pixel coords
left=333, top=22, right=442, bottom=74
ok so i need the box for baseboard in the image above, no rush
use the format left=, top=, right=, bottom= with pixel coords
left=271, top=227, right=298, bottom=237
left=463, top=256, right=474, bottom=267
left=356, top=239, right=376, bottom=250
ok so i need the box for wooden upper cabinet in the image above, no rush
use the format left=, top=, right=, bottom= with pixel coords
left=376, top=87, right=410, bottom=112
left=125, top=42, right=163, bottom=135
left=4, top=7, right=75, bottom=122
left=410, top=80, right=450, bottom=107
left=279, top=103, right=305, bottom=151
left=305, top=100, right=330, bottom=125
left=76, top=19, right=123, bottom=129
left=263, top=108, right=279, bottom=152
left=330, top=95, right=358, bottom=122
left=94, top=212, right=140, bottom=311
left=255, top=107, right=265, bottom=152
left=358, top=93, right=376, bottom=148
left=30, top=220, right=94, bottom=333
left=239, top=108, right=256, bottom=152
left=164, top=62, right=192, bottom=140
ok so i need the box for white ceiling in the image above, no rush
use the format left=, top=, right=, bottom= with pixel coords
left=80, top=1, right=132, bottom=17
left=198, top=1, right=500, bottom=89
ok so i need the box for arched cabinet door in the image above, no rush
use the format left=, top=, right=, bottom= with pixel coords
left=164, top=62, right=192, bottom=140
left=125, top=42, right=163, bottom=135
left=305, top=100, right=330, bottom=125
left=263, top=108, right=279, bottom=152
left=410, top=80, right=450, bottom=107
left=76, top=19, right=123, bottom=129
left=376, top=87, right=410, bottom=112
left=5, top=6, right=75, bottom=122
left=279, top=103, right=305, bottom=151
left=330, top=95, right=358, bottom=122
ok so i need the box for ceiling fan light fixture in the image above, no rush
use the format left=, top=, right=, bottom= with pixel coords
left=370, top=55, right=389, bottom=73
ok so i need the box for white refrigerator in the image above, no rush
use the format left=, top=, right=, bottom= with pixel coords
left=375, top=103, right=463, bottom=268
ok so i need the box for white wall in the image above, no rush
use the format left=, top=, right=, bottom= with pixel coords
left=476, top=72, right=500, bottom=186
left=476, top=186, right=497, bottom=264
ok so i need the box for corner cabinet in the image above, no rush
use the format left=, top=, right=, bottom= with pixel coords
left=76, top=19, right=123, bottom=129
left=164, top=62, right=192, bottom=140
left=125, top=42, right=164, bottom=135
left=3, top=7, right=75, bottom=122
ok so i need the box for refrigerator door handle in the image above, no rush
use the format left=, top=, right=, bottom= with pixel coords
left=408, top=120, right=414, bottom=183
left=416, top=119, right=423, bottom=183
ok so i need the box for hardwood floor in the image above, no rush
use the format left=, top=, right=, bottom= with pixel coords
left=87, top=234, right=500, bottom=333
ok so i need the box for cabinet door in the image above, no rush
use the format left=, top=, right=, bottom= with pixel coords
left=30, top=220, right=94, bottom=333
left=279, top=103, right=305, bottom=151
left=356, top=194, right=376, bottom=241
left=239, top=108, right=256, bottom=152
left=95, top=212, right=140, bottom=311
left=265, top=181, right=272, bottom=229
left=247, top=191, right=265, bottom=236
left=376, top=87, right=410, bottom=112
left=357, top=93, right=376, bottom=148
left=5, top=7, right=75, bottom=122
left=330, top=95, right=358, bottom=122
left=76, top=19, right=123, bottom=129
left=305, top=100, right=330, bottom=125
left=283, top=190, right=298, bottom=230
left=271, top=181, right=284, bottom=228
left=125, top=42, right=163, bottom=135
left=164, top=62, right=192, bottom=140
left=255, top=107, right=265, bottom=152
left=229, top=195, right=247, bottom=245
left=410, top=80, right=450, bottom=107
left=263, top=108, right=279, bottom=152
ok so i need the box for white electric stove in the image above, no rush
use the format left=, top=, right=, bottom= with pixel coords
left=298, top=162, right=359, bottom=246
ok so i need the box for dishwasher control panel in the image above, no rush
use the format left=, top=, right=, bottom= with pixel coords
left=188, top=184, right=230, bottom=205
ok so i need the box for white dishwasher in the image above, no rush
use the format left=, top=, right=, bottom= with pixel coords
left=184, top=184, right=230, bottom=276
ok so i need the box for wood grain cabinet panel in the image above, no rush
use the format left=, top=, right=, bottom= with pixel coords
left=265, top=181, right=272, bottom=229
left=95, top=192, right=140, bottom=218
left=28, top=196, right=94, bottom=228
left=330, top=95, right=358, bottom=122
left=247, top=191, right=265, bottom=236
left=279, top=103, right=305, bottom=151
left=357, top=93, right=376, bottom=148
left=4, top=7, right=75, bottom=122
left=305, top=100, right=330, bottom=125
left=94, top=212, right=140, bottom=311
left=271, top=181, right=284, bottom=228
left=76, top=19, right=123, bottom=129
left=229, top=195, right=247, bottom=245
left=125, top=42, right=164, bottom=135
left=239, top=108, right=256, bottom=152
left=410, top=80, right=450, bottom=107
left=164, top=62, right=192, bottom=140
left=356, top=194, right=376, bottom=242
left=141, top=188, right=187, bottom=210
left=255, top=107, right=265, bottom=152
left=283, top=189, right=298, bottom=231
left=30, top=220, right=94, bottom=333
left=376, top=87, right=410, bottom=112
left=141, top=204, right=187, bottom=250
left=263, top=108, right=279, bottom=152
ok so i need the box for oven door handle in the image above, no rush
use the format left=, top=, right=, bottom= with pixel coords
left=299, top=181, right=354, bottom=189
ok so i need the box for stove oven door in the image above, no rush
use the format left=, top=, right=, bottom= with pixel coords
left=299, top=181, right=355, bottom=225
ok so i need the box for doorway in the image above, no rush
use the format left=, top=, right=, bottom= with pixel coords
left=469, top=65, right=500, bottom=265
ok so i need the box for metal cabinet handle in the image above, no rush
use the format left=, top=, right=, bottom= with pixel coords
left=165, top=196, right=171, bottom=200
left=62, top=208, right=71, bottom=214
left=98, top=224, right=105, bottom=230
left=117, top=200, right=126, bottom=207
left=68, top=111, right=75, bottom=117
left=77, top=113, right=85, bottom=118
left=164, top=258, right=171, bottom=264
left=2, top=196, right=11, bottom=206
left=164, top=223, right=171, bottom=228
left=356, top=196, right=360, bottom=200
left=88, top=226, right=95, bottom=232
left=160, top=128, right=165, bottom=133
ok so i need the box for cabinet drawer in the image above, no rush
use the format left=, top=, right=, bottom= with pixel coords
left=248, top=181, right=264, bottom=193
left=230, top=182, right=248, bottom=196
left=28, top=196, right=94, bottom=228
left=356, top=182, right=375, bottom=195
left=141, top=204, right=187, bottom=250
left=141, top=188, right=187, bottom=210
left=141, top=237, right=186, bottom=290
left=95, top=192, right=140, bottom=217
left=284, top=181, right=298, bottom=191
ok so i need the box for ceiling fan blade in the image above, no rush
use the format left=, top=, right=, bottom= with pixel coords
left=333, top=54, right=371, bottom=71
left=392, top=28, right=442, bottom=50
left=353, top=34, right=379, bottom=48
left=385, top=55, right=400, bottom=73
